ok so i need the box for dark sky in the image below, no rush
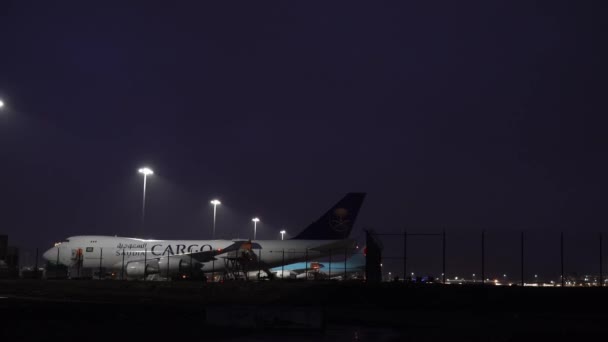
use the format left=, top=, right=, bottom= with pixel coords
left=1, top=1, right=606, bottom=278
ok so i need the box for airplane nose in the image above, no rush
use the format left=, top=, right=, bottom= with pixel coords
left=42, top=248, right=56, bottom=262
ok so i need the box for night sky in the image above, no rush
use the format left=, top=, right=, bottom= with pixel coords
left=1, top=1, right=606, bottom=279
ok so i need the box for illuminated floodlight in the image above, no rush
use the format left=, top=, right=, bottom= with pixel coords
left=210, top=199, right=221, bottom=206
left=252, top=217, right=260, bottom=240
left=280, top=230, right=286, bottom=240
left=0, top=100, right=4, bottom=108
left=138, top=167, right=154, bottom=175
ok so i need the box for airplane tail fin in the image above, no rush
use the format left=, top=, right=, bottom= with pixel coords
left=292, top=193, right=366, bottom=240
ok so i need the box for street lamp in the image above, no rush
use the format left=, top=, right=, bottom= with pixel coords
left=280, top=230, right=286, bottom=240
left=210, top=199, right=221, bottom=239
left=138, top=167, right=154, bottom=236
left=252, top=217, right=260, bottom=240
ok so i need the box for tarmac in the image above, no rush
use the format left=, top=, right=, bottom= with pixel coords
left=2, top=279, right=608, bottom=341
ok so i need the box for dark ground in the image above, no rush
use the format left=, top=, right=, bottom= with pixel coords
left=1, top=280, right=608, bottom=341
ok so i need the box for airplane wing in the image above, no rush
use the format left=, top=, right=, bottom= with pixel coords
left=172, top=241, right=262, bottom=263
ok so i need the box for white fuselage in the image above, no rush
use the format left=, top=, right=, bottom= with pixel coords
left=44, top=235, right=356, bottom=276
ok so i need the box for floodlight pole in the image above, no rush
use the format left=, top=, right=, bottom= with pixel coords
left=141, top=173, right=148, bottom=225
left=252, top=218, right=260, bottom=240
left=138, top=167, right=154, bottom=237
left=210, top=200, right=221, bottom=239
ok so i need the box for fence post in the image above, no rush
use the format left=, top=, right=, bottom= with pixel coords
left=144, top=246, right=147, bottom=281
left=282, top=249, right=285, bottom=279
left=481, top=230, right=485, bottom=285
left=305, top=249, right=308, bottom=279
left=99, top=248, right=103, bottom=280
left=442, top=230, right=446, bottom=284
left=167, top=252, right=170, bottom=282
left=190, top=254, right=193, bottom=280
left=77, top=249, right=81, bottom=278
left=121, top=248, right=125, bottom=280
left=600, top=233, right=603, bottom=287
left=521, top=231, right=524, bottom=287
left=258, top=248, right=262, bottom=280
left=403, top=231, right=407, bottom=282
left=35, top=248, right=39, bottom=279
left=561, top=232, right=565, bottom=287
left=328, top=249, right=332, bottom=279
left=344, top=248, right=347, bottom=280
left=56, top=247, right=60, bottom=267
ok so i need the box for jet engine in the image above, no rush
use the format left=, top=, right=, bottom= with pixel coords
left=125, top=260, right=159, bottom=278
left=158, top=257, right=192, bottom=277
left=273, top=270, right=296, bottom=279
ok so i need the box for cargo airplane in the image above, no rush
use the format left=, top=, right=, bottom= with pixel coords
left=43, top=193, right=365, bottom=280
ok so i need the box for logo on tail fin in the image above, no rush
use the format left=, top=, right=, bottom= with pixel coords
left=293, top=192, right=366, bottom=240
left=330, top=208, right=350, bottom=232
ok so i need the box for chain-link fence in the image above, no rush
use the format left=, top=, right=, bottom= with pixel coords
left=375, top=230, right=607, bottom=286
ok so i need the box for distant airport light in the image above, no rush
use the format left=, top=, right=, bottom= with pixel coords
left=210, top=199, right=221, bottom=239
left=252, top=217, right=260, bottom=240
left=0, top=100, right=4, bottom=108
left=280, top=230, right=286, bottom=240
